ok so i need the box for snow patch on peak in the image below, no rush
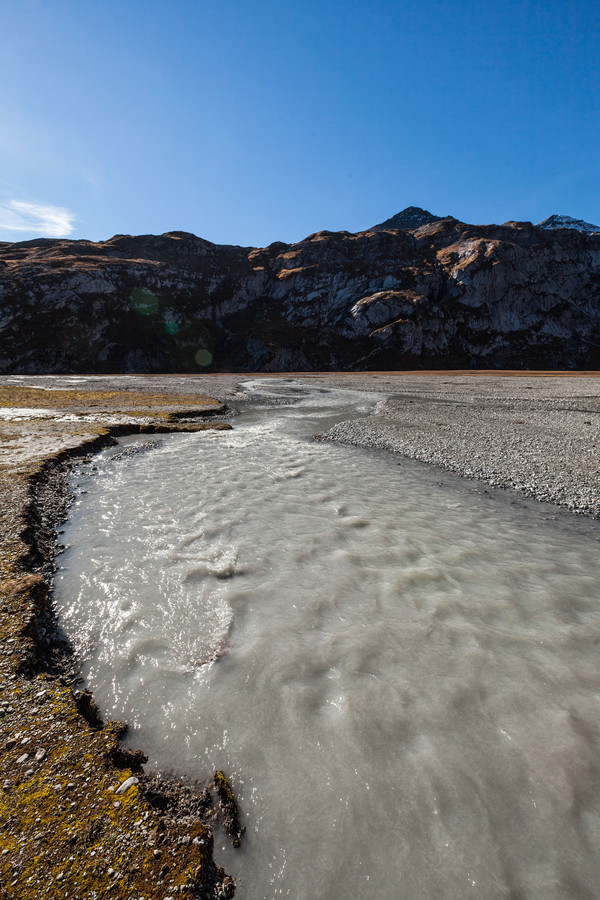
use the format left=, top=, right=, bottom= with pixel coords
left=537, top=214, right=600, bottom=234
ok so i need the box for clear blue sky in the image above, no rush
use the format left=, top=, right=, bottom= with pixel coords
left=0, top=0, right=598, bottom=246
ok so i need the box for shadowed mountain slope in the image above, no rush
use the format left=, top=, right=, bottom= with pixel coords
left=1, top=217, right=599, bottom=372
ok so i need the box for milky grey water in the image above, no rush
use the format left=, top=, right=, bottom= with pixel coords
left=55, top=382, right=600, bottom=899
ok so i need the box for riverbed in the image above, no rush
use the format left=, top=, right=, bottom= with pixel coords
left=52, top=380, right=600, bottom=899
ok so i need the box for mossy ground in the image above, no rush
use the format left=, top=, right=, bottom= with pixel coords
left=0, top=384, right=235, bottom=899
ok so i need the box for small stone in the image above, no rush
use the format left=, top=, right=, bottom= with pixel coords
left=115, top=775, right=139, bottom=795
left=35, top=749, right=46, bottom=762
left=107, top=867, right=115, bottom=877
left=113, top=801, right=121, bottom=809
left=24, top=769, right=34, bottom=777
left=5, top=738, right=17, bottom=750
left=153, top=849, right=161, bottom=858
left=17, top=753, right=29, bottom=764
left=1, top=849, right=9, bottom=855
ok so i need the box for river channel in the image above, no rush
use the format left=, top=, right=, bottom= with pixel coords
left=55, top=381, right=600, bottom=899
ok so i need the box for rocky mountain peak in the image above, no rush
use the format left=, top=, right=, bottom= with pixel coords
left=370, top=207, right=445, bottom=232
left=536, top=214, right=600, bottom=234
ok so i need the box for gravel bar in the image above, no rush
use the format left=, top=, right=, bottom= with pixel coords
left=311, top=372, right=600, bottom=519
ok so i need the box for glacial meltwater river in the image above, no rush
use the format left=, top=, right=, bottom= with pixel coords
left=55, top=382, right=600, bottom=899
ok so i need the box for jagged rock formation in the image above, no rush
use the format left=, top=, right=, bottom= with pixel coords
left=0, top=216, right=599, bottom=372
left=371, top=206, right=444, bottom=231
left=536, top=214, right=600, bottom=234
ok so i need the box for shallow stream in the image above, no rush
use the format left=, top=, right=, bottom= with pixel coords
left=55, top=381, right=600, bottom=899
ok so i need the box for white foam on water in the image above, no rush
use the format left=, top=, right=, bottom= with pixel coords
left=55, top=382, right=600, bottom=899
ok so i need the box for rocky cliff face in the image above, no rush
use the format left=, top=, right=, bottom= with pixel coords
left=0, top=217, right=599, bottom=372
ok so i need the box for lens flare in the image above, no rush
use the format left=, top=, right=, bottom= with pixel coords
left=130, top=287, right=159, bottom=316
left=194, top=348, right=213, bottom=367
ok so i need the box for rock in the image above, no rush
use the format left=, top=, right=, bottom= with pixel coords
left=214, top=770, right=245, bottom=847
left=17, top=753, right=29, bottom=763
left=115, top=775, right=139, bottom=795
left=35, top=748, right=46, bottom=761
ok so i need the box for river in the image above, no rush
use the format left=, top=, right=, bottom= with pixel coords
left=55, top=381, right=600, bottom=899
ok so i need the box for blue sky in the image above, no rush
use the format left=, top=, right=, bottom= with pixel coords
left=0, top=0, right=598, bottom=246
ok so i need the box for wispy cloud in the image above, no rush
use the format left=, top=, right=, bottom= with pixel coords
left=0, top=199, right=76, bottom=238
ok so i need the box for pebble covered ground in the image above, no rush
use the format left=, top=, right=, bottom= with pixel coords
left=313, top=371, right=600, bottom=518
left=1, top=370, right=599, bottom=899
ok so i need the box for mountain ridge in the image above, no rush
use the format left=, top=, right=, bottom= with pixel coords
left=0, top=214, right=599, bottom=373
left=369, top=207, right=600, bottom=235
